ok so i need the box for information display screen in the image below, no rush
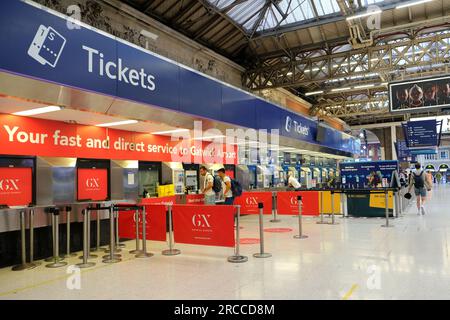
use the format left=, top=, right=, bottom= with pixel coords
left=390, top=75, right=450, bottom=113
left=404, top=120, right=438, bottom=148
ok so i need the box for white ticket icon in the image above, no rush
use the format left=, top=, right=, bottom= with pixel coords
left=28, top=25, right=66, bottom=68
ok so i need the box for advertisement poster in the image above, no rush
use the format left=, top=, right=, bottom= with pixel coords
left=77, top=168, right=108, bottom=201
left=173, top=205, right=235, bottom=247
left=0, top=167, right=32, bottom=206
left=390, top=75, right=450, bottom=113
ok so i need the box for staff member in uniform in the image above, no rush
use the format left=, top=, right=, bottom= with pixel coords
left=288, top=172, right=302, bottom=191
left=200, top=166, right=215, bottom=205
left=217, top=168, right=234, bottom=205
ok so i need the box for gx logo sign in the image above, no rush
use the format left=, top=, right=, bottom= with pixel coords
left=85, top=178, right=100, bottom=188
left=245, top=197, right=259, bottom=205
left=192, top=214, right=211, bottom=228
left=0, top=179, right=20, bottom=192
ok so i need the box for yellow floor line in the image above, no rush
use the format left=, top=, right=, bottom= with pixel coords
left=342, top=284, right=358, bottom=300
left=0, top=253, right=137, bottom=298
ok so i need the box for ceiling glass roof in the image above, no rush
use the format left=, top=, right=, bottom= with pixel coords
left=207, top=0, right=388, bottom=33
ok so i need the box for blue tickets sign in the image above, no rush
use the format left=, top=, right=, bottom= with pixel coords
left=0, top=0, right=359, bottom=155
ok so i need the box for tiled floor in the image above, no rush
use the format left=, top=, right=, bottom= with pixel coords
left=0, top=185, right=449, bottom=300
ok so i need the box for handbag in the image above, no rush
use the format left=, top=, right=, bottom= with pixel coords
left=404, top=192, right=412, bottom=200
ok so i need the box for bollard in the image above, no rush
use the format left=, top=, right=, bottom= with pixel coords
left=135, top=206, right=153, bottom=258
left=270, top=192, right=281, bottom=223
left=77, top=209, right=96, bottom=268
left=381, top=189, right=394, bottom=228
left=253, top=203, right=272, bottom=258
left=103, top=207, right=122, bottom=263
left=61, top=206, right=76, bottom=258
left=317, top=191, right=327, bottom=224
left=228, top=205, right=248, bottom=263
left=330, top=190, right=339, bottom=225
left=129, top=209, right=142, bottom=254
left=29, top=209, right=41, bottom=266
left=12, top=210, right=37, bottom=271
left=46, top=208, right=68, bottom=268
left=294, top=196, right=308, bottom=239
left=162, top=205, right=180, bottom=256
left=115, top=210, right=126, bottom=248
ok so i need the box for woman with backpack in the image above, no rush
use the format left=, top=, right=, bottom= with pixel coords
left=408, top=163, right=432, bottom=215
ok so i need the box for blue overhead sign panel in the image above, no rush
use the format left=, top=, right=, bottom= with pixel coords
left=340, top=161, right=399, bottom=186
left=404, top=120, right=438, bottom=148
left=0, top=0, right=359, bottom=155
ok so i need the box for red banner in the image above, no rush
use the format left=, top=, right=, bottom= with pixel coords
left=0, top=114, right=237, bottom=164
left=0, top=167, right=32, bottom=206
left=173, top=205, right=235, bottom=247
left=77, top=168, right=108, bottom=201
left=185, top=194, right=204, bottom=205
left=276, top=191, right=319, bottom=216
left=118, top=204, right=167, bottom=241
left=234, top=192, right=273, bottom=214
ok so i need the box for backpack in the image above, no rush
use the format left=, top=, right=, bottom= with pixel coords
left=211, top=175, right=222, bottom=193
left=413, top=171, right=424, bottom=188
left=230, top=179, right=243, bottom=197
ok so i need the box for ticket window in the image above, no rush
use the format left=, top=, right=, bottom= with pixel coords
left=76, top=159, right=110, bottom=202
left=0, top=156, right=36, bottom=207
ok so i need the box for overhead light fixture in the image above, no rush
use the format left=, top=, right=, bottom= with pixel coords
left=152, top=128, right=189, bottom=135
left=96, top=119, right=138, bottom=127
left=331, top=87, right=351, bottom=92
left=13, top=105, right=62, bottom=116
left=305, top=90, right=324, bottom=96
left=354, top=84, right=375, bottom=89
left=287, top=72, right=293, bottom=76
left=346, top=8, right=382, bottom=21
left=140, top=29, right=158, bottom=41
left=396, top=0, right=433, bottom=9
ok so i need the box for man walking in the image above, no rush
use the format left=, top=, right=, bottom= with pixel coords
left=408, top=162, right=432, bottom=215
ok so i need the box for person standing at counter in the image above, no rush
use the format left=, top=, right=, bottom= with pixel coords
left=217, top=168, right=234, bottom=205
left=288, top=172, right=302, bottom=191
left=368, top=171, right=381, bottom=188
left=408, top=163, right=432, bottom=215
left=200, top=166, right=215, bottom=205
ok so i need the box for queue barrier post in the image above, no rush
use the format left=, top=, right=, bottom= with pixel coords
left=381, top=189, right=394, bottom=228
left=135, top=205, right=153, bottom=258
left=12, top=210, right=37, bottom=271
left=46, top=208, right=67, bottom=268
left=162, top=204, right=181, bottom=256
left=270, top=192, right=281, bottom=223
left=92, top=204, right=102, bottom=253
left=317, top=191, right=327, bottom=225
left=115, top=209, right=126, bottom=248
left=253, top=203, right=272, bottom=258
left=29, top=209, right=41, bottom=266
left=129, top=209, right=142, bottom=254
left=228, top=205, right=248, bottom=263
left=79, top=206, right=98, bottom=259
left=294, top=196, right=308, bottom=239
left=103, top=206, right=122, bottom=263
left=61, top=206, right=76, bottom=258
left=330, top=190, right=339, bottom=225
left=76, top=209, right=96, bottom=268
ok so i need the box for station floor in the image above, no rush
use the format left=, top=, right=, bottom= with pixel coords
left=0, top=185, right=449, bottom=300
